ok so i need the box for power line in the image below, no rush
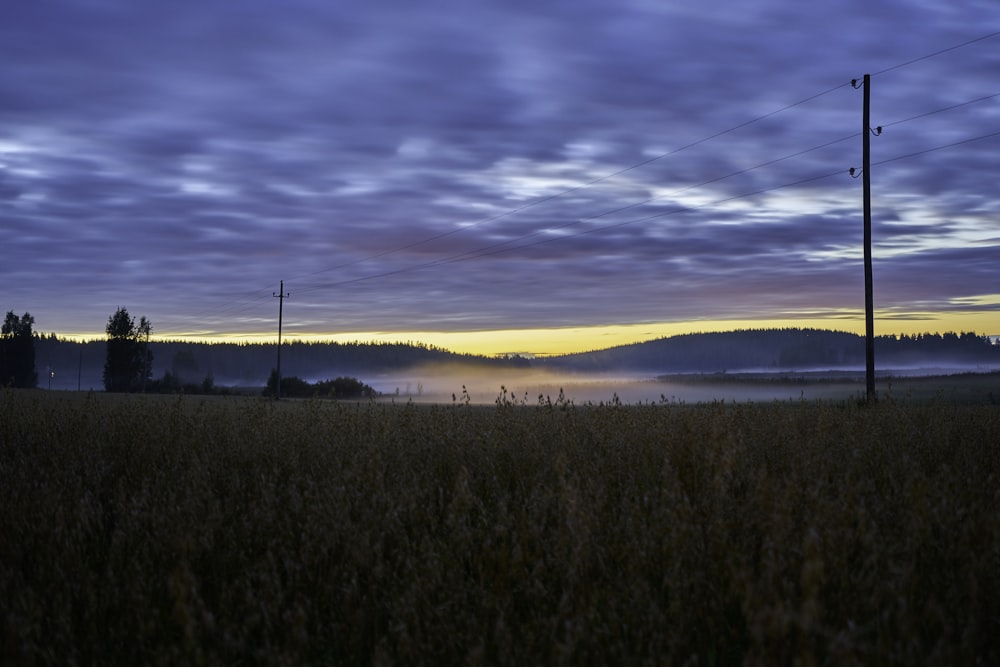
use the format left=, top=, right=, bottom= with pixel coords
left=306, top=28, right=999, bottom=288
left=280, top=82, right=852, bottom=286
left=291, top=137, right=854, bottom=297
left=293, top=92, right=999, bottom=298
left=485, top=129, right=1000, bottom=259
left=211, top=102, right=1000, bottom=322
left=881, top=91, right=1000, bottom=129
left=872, top=128, right=1000, bottom=167
left=872, top=31, right=1000, bottom=77
left=447, top=88, right=1000, bottom=262
left=298, top=127, right=1000, bottom=293
left=208, top=82, right=855, bottom=310
left=195, top=30, right=1000, bottom=324
left=256, top=82, right=851, bottom=305
left=272, top=280, right=289, bottom=399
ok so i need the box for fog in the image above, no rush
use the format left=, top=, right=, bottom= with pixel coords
left=40, top=359, right=998, bottom=403
left=364, top=364, right=868, bottom=405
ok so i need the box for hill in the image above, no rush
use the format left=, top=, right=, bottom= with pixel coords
left=539, top=329, right=1000, bottom=374
left=30, top=329, right=1000, bottom=391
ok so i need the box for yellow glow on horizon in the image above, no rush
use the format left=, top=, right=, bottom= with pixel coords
left=52, top=308, right=1000, bottom=356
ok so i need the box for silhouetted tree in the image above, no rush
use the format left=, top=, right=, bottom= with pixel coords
left=1, top=311, right=38, bottom=388
left=170, top=348, right=201, bottom=383
left=314, top=376, right=378, bottom=399
left=265, top=370, right=377, bottom=399
left=103, top=308, right=153, bottom=392
left=265, top=369, right=311, bottom=398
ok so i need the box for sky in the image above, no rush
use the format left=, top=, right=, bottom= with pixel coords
left=3, top=1, right=999, bottom=356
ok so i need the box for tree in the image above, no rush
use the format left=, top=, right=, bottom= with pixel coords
left=103, top=308, right=153, bottom=392
left=265, top=370, right=377, bottom=399
left=170, top=348, right=201, bottom=383
left=1, top=311, right=38, bottom=388
left=265, top=369, right=311, bottom=398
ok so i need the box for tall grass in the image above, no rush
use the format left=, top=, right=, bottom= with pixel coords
left=1, top=389, right=998, bottom=664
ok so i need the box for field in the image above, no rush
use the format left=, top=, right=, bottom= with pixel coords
left=2, top=388, right=999, bottom=665
left=659, top=370, right=1000, bottom=406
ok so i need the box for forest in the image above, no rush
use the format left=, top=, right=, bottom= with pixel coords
left=542, top=328, right=1000, bottom=373
left=24, top=327, right=1000, bottom=392
left=29, top=337, right=531, bottom=391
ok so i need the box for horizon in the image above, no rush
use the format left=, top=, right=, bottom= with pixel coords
left=31, top=321, right=1000, bottom=398
left=4, top=3, right=999, bottom=345
left=37, top=319, right=999, bottom=358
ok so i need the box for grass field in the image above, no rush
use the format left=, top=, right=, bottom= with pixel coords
left=658, top=370, right=1000, bottom=406
left=2, top=388, right=999, bottom=664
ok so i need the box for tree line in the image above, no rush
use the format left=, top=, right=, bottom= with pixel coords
left=4, top=307, right=409, bottom=396
left=541, top=328, right=1000, bottom=373
left=6, top=310, right=1000, bottom=392
left=1, top=312, right=37, bottom=388
left=31, top=335, right=531, bottom=391
left=3, top=307, right=168, bottom=392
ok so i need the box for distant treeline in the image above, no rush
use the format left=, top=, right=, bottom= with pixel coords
left=540, top=329, right=1000, bottom=373
left=29, top=328, right=1000, bottom=390
left=31, top=337, right=531, bottom=390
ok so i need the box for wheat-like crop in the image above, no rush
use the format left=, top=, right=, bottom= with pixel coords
left=1, top=388, right=997, bottom=665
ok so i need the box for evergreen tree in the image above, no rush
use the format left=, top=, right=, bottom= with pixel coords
left=103, top=308, right=153, bottom=392
left=1, top=311, right=38, bottom=388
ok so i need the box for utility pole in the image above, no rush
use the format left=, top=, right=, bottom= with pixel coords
left=852, top=74, right=881, bottom=404
left=273, top=280, right=289, bottom=399
left=141, top=318, right=151, bottom=393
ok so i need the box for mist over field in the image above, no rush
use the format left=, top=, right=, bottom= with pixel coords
left=31, top=329, right=1000, bottom=402
left=368, top=365, right=667, bottom=405
left=364, top=364, right=870, bottom=405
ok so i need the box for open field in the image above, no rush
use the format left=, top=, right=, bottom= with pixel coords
left=2, top=389, right=999, bottom=664
left=658, top=370, right=1000, bottom=406
left=360, top=368, right=1000, bottom=405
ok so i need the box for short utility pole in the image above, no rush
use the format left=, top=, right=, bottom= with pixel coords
left=852, top=74, right=881, bottom=404
left=273, top=280, right=289, bottom=399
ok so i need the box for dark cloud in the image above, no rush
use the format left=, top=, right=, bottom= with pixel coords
left=3, top=0, right=999, bottom=345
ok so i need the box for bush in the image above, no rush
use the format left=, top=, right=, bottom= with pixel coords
left=314, top=376, right=378, bottom=399
left=266, top=371, right=377, bottom=399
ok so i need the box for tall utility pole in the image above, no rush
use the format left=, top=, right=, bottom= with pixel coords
left=273, top=280, right=289, bottom=399
left=140, top=317, right=151, bottom=393
left=853, top=74, right=881, bottom=404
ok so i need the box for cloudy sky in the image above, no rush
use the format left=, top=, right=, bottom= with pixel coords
left=3, top=1, right=999, bottom=355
